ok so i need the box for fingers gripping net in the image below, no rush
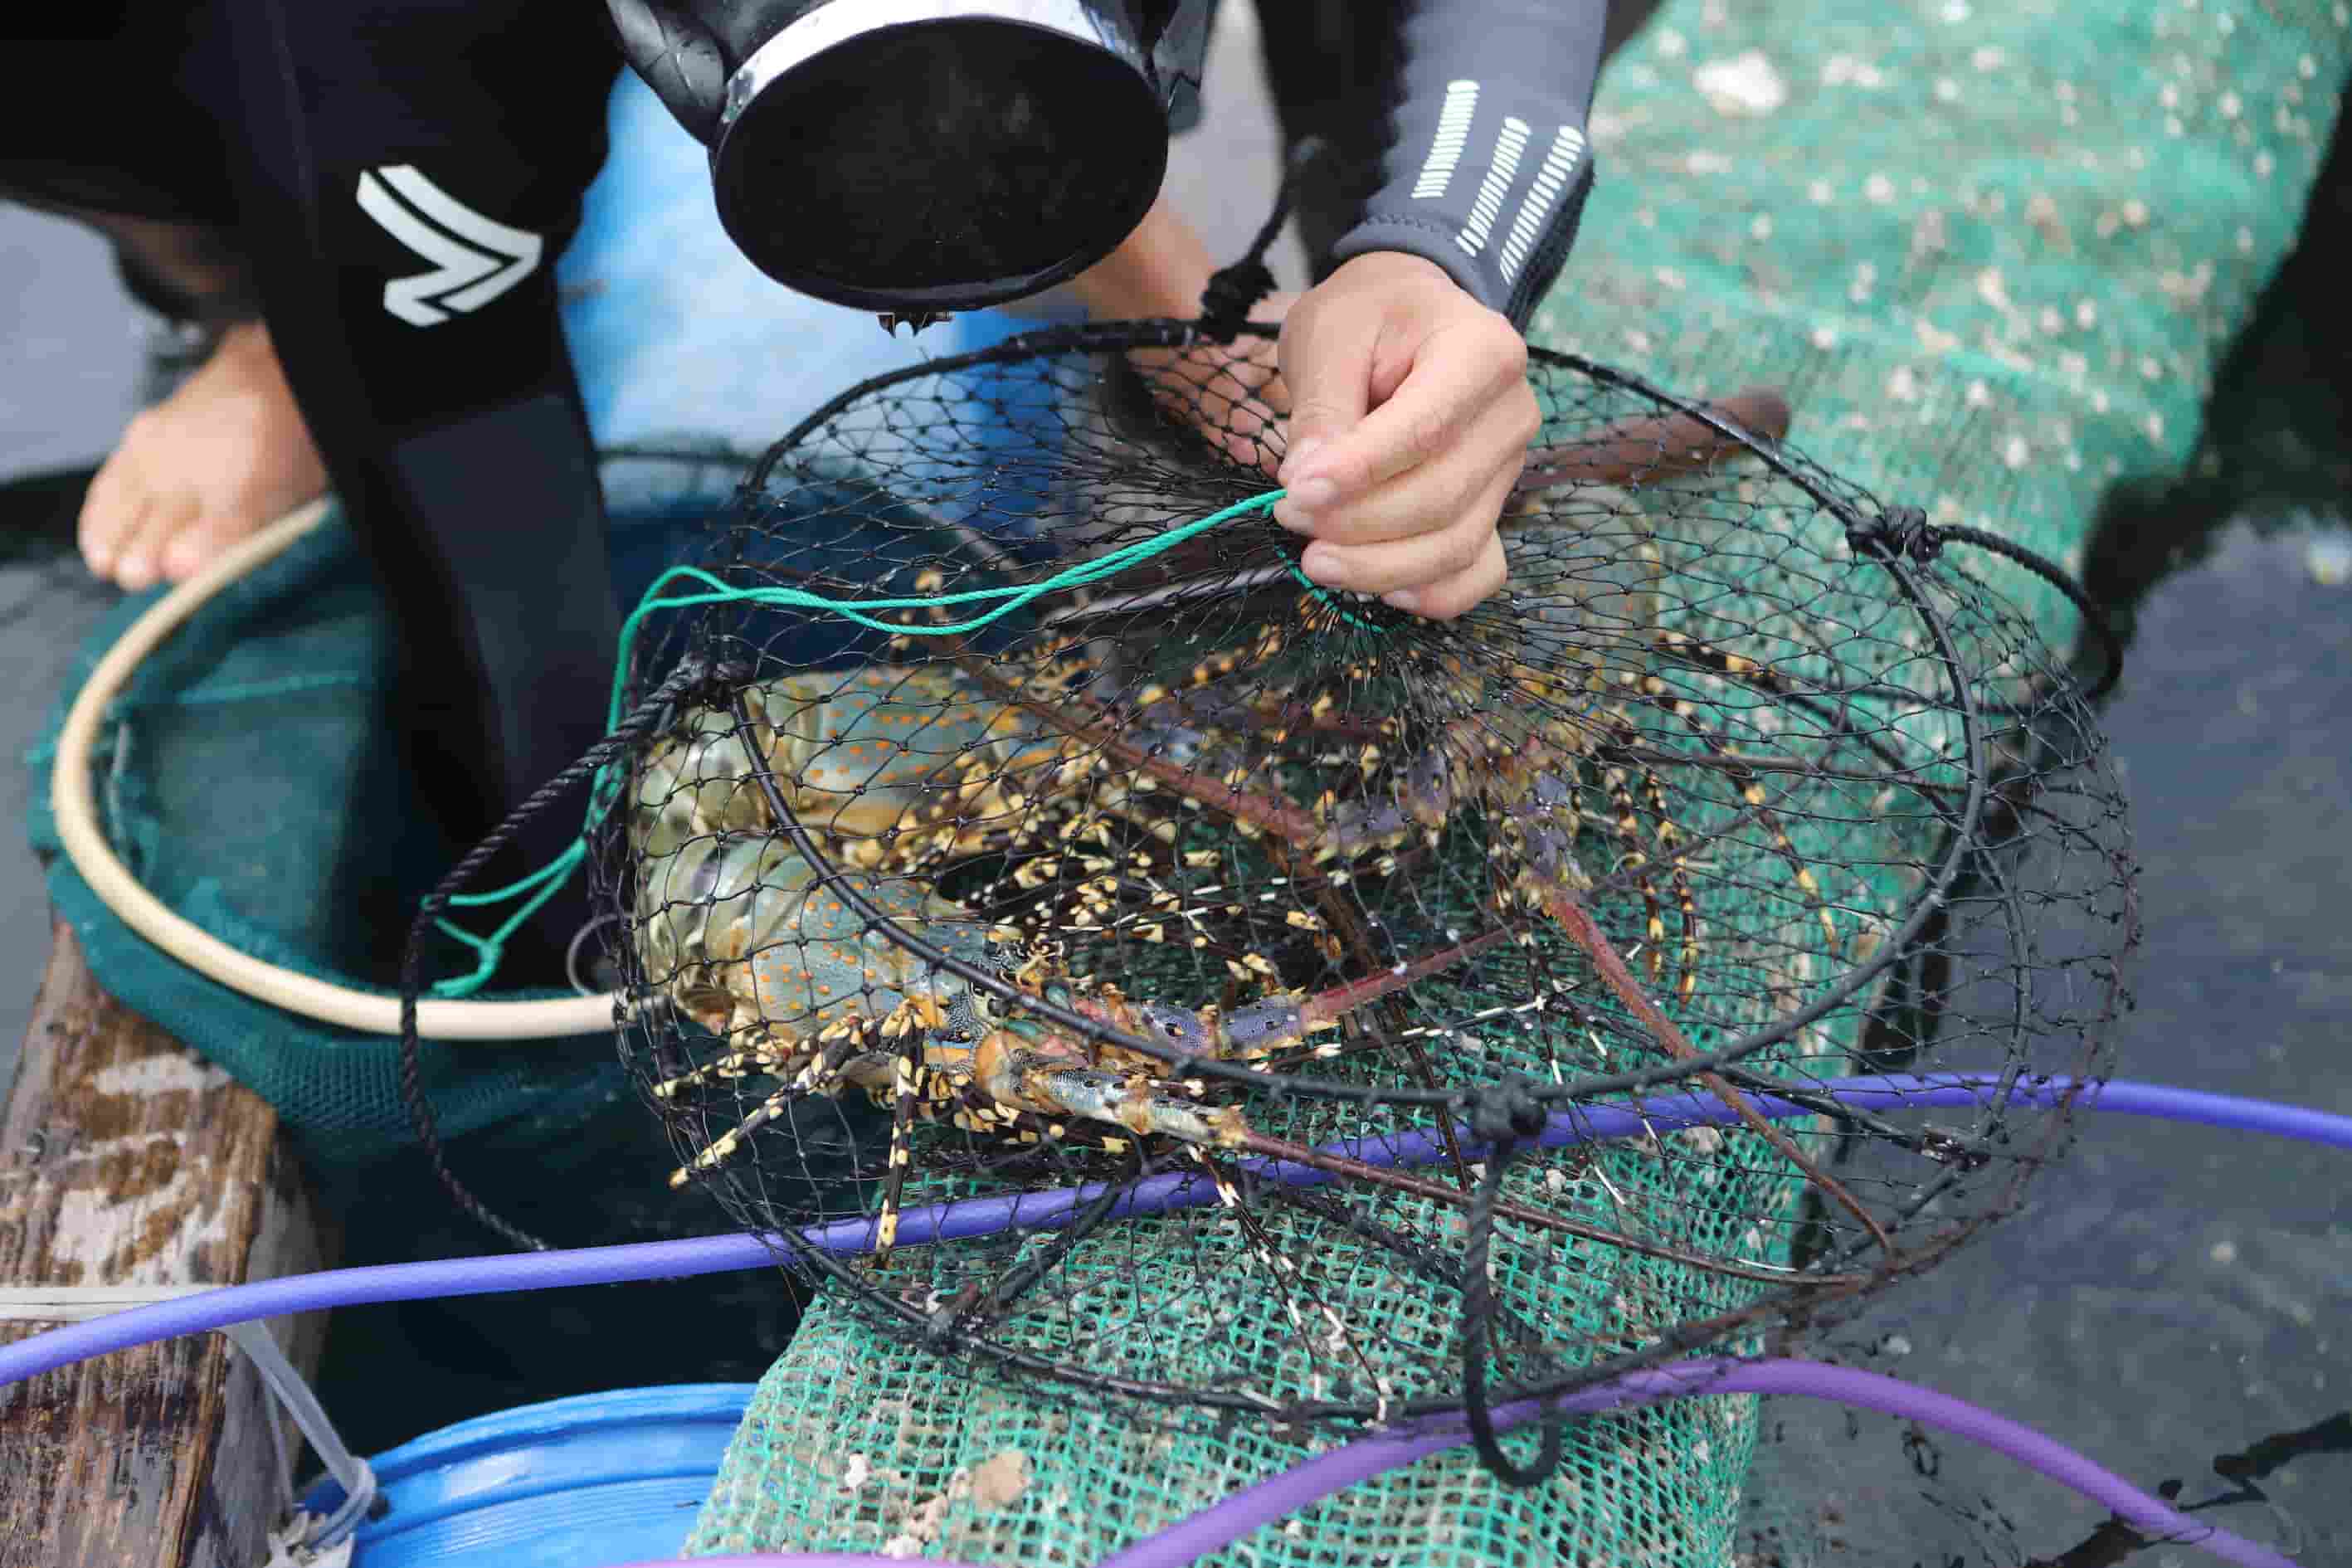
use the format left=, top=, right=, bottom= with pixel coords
left=590, top=325, right=2134, bottom=1541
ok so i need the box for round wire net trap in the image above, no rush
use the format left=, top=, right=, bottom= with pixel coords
left=587, top=319, right=2136, bottom=1481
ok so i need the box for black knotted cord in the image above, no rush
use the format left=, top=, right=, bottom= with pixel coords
left=1194, top=135, right=1325, bottom=341
left=397, top=655, right=725, bottom=1252
left=1459, top=1081, right=1567, bottom=1486
left=1848, top=504, right=2126, bottom=701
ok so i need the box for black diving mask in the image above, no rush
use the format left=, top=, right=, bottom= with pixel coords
left=605, top=0, right=1213, bottom=317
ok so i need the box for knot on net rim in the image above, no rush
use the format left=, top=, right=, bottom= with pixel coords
left=1468, top=1079, right=1551, bottom=1147
left=1195, top=259, right=1278, bottom=342
left=1846, top=504, right=1946, bottom=565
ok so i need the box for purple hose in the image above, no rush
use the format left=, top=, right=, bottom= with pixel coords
left=1840, top=1074, right=2352, bottom=1145
left=1093, top=1360, right=2298, bottom=1568
left=2, top=1074, right=2343, bottom=1390
left=3, top=1073, right=2329, bottom=1568
left=600, top=1358, right=2294, bottom=1568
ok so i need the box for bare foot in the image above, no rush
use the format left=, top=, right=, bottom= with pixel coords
left=78, top=319, right=329, bottom=592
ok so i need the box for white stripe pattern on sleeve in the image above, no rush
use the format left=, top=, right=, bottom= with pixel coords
left=1454, top=116, right=1531, bottom=258
left=1411, top=80, right=1482, bottom=202
left=1497, top=125, right=1587, bottom=285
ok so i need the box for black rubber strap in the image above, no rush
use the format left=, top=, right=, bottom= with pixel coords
left=220, top=0, right=625, bottom=966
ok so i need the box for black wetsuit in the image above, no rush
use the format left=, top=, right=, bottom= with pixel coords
left=4, top=0, right=1606, bottom=959
left=7, top=2, right=626, bottom=960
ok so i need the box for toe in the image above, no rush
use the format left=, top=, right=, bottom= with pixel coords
left=78, top=441, right=145, bottom=576
left=113, top=493, right=199, bottom=592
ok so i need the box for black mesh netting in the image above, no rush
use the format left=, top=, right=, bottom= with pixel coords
left=520, top=320, right=2138, bottom=1489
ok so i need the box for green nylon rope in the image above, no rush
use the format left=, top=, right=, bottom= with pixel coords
left=430, top=488, right=1341, bottom=996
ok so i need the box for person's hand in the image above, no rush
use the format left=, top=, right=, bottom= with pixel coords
left=1270, top=252, right=1537, bottom=620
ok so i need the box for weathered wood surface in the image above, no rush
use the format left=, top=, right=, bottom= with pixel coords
left=0, top=922, right=335, bottom=1568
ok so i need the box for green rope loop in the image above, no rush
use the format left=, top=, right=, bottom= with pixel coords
left=429, top=486, right=1381, bottom=996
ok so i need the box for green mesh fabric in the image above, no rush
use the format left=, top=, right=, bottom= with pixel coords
left=1535, top=0, right=2349, bottom=642
left=698, top=1352, right=1764, bottom=1566
left=22, top=451, right=747, bottom=1167
left=689, top=1129, right=1790, bottom=1566
left=684, top=2, right=2344, bottom=1563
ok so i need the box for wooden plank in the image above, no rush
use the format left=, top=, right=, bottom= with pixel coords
left=0, top=922, right=336, bottom=1568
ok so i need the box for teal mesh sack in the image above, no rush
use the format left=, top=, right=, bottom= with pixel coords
left=23, top=449, right=750, bottom=1167
left=664, top=0, right=2344, bottom=1561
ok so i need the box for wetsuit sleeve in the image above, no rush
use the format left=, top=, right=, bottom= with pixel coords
left=1325, top=0, right=1608, bottom=331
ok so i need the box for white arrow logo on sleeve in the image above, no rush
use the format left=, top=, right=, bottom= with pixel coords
left=356, top=165, right=544, bottom=327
